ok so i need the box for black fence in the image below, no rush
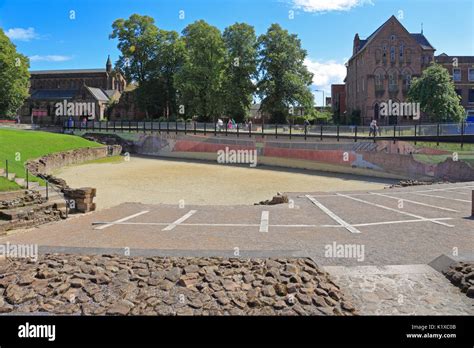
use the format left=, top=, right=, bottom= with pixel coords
left=63, top=120, right=474, bottom=146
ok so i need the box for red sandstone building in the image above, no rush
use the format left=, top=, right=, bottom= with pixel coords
left=340, top=16, right=435, bottom=125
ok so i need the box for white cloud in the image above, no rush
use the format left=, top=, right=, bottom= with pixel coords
left=304, top=58, right=346, bottom=93
left=5, top=27, right=38, bottom=41
left=293, top=0, right=373, bottom=13
left=29, top=55, right=73, bottom=62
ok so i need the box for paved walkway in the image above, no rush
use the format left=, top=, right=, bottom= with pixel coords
left=325, top=264, right=474, bottom=315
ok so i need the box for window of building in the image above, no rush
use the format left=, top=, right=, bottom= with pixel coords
left=390, top=47, right=395, bottom=62
left=403, top=73, right=411, bottom=89
left=391, top=35, right=396, bottom=41
left=469, top=89, right=474, bottom=103
left=389, top=72, right=398, bottom=91
left=469, top=68, right=474, bottom=81
left=453, top=68, right=462, bottom=82
left=399, top=43, right=404, bottom=59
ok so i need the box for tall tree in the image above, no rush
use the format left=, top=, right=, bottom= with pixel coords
left=257, top=24, right=314, bottom=124
left=408, top=63, right=465, bottom=123
left=175, top=20, right=226, bottom=122
left=221, top=23, right=258, bottom=122
left=0, top=28, right=30, bottom=117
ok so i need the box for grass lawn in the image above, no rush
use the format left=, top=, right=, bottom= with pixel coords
left=0, top=129, right=103, bottom=186
left=0, top=177, right=21, bottom=191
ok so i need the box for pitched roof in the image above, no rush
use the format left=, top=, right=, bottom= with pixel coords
left=86, top=86, right=109, bottom=102
left=352, top=15, right=435, bottom=59
left=30, top=89, right=78, bottom=100
left=30, top=69, right=107, bottom=75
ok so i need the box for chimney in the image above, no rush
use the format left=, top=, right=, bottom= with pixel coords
left=353, top=33, right=360, bottom=55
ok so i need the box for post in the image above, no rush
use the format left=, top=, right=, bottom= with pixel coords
left=136, top=121, right=139, bottom=133
left=393, top=125, right=396, bottom=144
left=143, top=121, right=146, bottom=134
left=167, top=121, right=170, bottom=134
left=158, top=121, right=161, bottom=134
left=304, top=125, right=307, bottom=140
left=5, top=159, right=8, bottom=178
left=337, top=125, right=340, bottom=142
left=175, top=120, right=178, bottom=135
left=437, top=123, right=440, bottom=146
left=237, top=123, right=239, bottom=137
left=46, top=181, right=49, bottom=200
left=121, top=120, right=123, bottom=131
left=289, top=123, right=292, bottom=140
left=214, top=122, right=217, bottom=136
left=471, top=190, right=474, bottom=217
left=25, top=168, right=29, bottom=189
left=354, top=126, right=358, bottom=142
left=184, top=121, right=187, bottom=135
left=275, top=124, right=278, bottom=139
left=194, top=121, right=196, bottom=135
left=320, top=124, right=323, bottom=141
left=225, top=122, right=228, bottom=136
left=261, top=122, right=264, bottom=138
left=249, top=123, right=252, bottom=138
left=204, top=122, right=207, bottom=136
left=461, top=121, right=465, bottom=149
left=414, top=124, right=417, bottom=145
left=151, top=120, right=154, bottom=133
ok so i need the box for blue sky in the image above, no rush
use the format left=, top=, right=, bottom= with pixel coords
left=1, top=0, right=473, bottom=104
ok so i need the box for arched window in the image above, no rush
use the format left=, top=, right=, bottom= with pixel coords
left=390, top=47, right=396, bottom=62
left=388, top=69, right=398, bottom=91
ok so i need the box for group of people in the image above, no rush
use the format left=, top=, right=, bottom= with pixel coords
left=216, top=118, right=252, bottom=131
left=369, top=119, right=381, bottom=137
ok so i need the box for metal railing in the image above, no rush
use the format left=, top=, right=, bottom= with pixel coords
left=63, top=120, right=474, bottom=145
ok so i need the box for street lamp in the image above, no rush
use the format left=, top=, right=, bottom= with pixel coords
left=314, top=89, right=325, bottom=107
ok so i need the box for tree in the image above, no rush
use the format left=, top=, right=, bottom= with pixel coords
left=408, top=63, right=465, bottom=122
left=257, top=24, right=314, bottom=124
left=0, top=28, right=30, bottom=117
left=175, top=20, right=226, bottom=122
left=221, top=23, right=258, bottom=123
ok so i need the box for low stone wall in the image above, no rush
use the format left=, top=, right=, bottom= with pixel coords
left=443, top=262, right=474, bottom=298
left=0, top=254, right=356, bottom=316
left=26, top=145, right=122, bottom=176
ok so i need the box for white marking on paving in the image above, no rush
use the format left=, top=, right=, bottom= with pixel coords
left=305, top=195, right=361, bottom=234
left=162, top=210, right=197, bottom=231
left=369, top=192, right=459, bottom=212
left=410, top=192, right=470, bottom=203
left=259, top=211, right=269, bottom=232
left=336, top=193, right=454, bottom=227
left=94, top=210, right=149, bottom=230
left=89, top=217, right=452, bottom=229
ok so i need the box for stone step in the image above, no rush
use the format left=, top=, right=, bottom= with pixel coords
left=0, top=201, right=59, bottom=221
left=14, top=178, right=26, bottom=187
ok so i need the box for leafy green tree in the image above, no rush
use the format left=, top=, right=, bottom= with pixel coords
left=175, top=20, right=226, bottom=122
left=0, top=28, right=30, bottom=117
left=221, top=23, right=258, bottom=123
left=408, top=63, right=465, bottom=122
left=257, top=24, right=314, bottom=124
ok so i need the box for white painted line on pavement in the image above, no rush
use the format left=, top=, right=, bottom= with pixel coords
left=305, top=195, right=361, bottom=234
left=370, top=192, right=459, bottom=212
left=94, top=210, right=150, bottom=230
left=336, top=193, right=454, bottom=227
left=410, top=192, right=470, bottom=203
left=259, top=211, right=269, bottom=233
left=162, top=210, right=197, bottom=231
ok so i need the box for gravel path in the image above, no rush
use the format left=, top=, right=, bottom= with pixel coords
left=55, top=156, right=393, bottom=210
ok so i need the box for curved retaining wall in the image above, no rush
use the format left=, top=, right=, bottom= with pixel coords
left=81, top=132, right=474, bottom=182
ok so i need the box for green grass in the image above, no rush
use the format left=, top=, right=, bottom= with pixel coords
left=0, top=177, right=21, bottom=192
left=0, top=129, right=103, bottom=186
left=414, top=142, right=474, bottom=152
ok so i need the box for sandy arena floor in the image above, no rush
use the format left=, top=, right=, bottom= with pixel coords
left=55, top=156, right=394, bottom=210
